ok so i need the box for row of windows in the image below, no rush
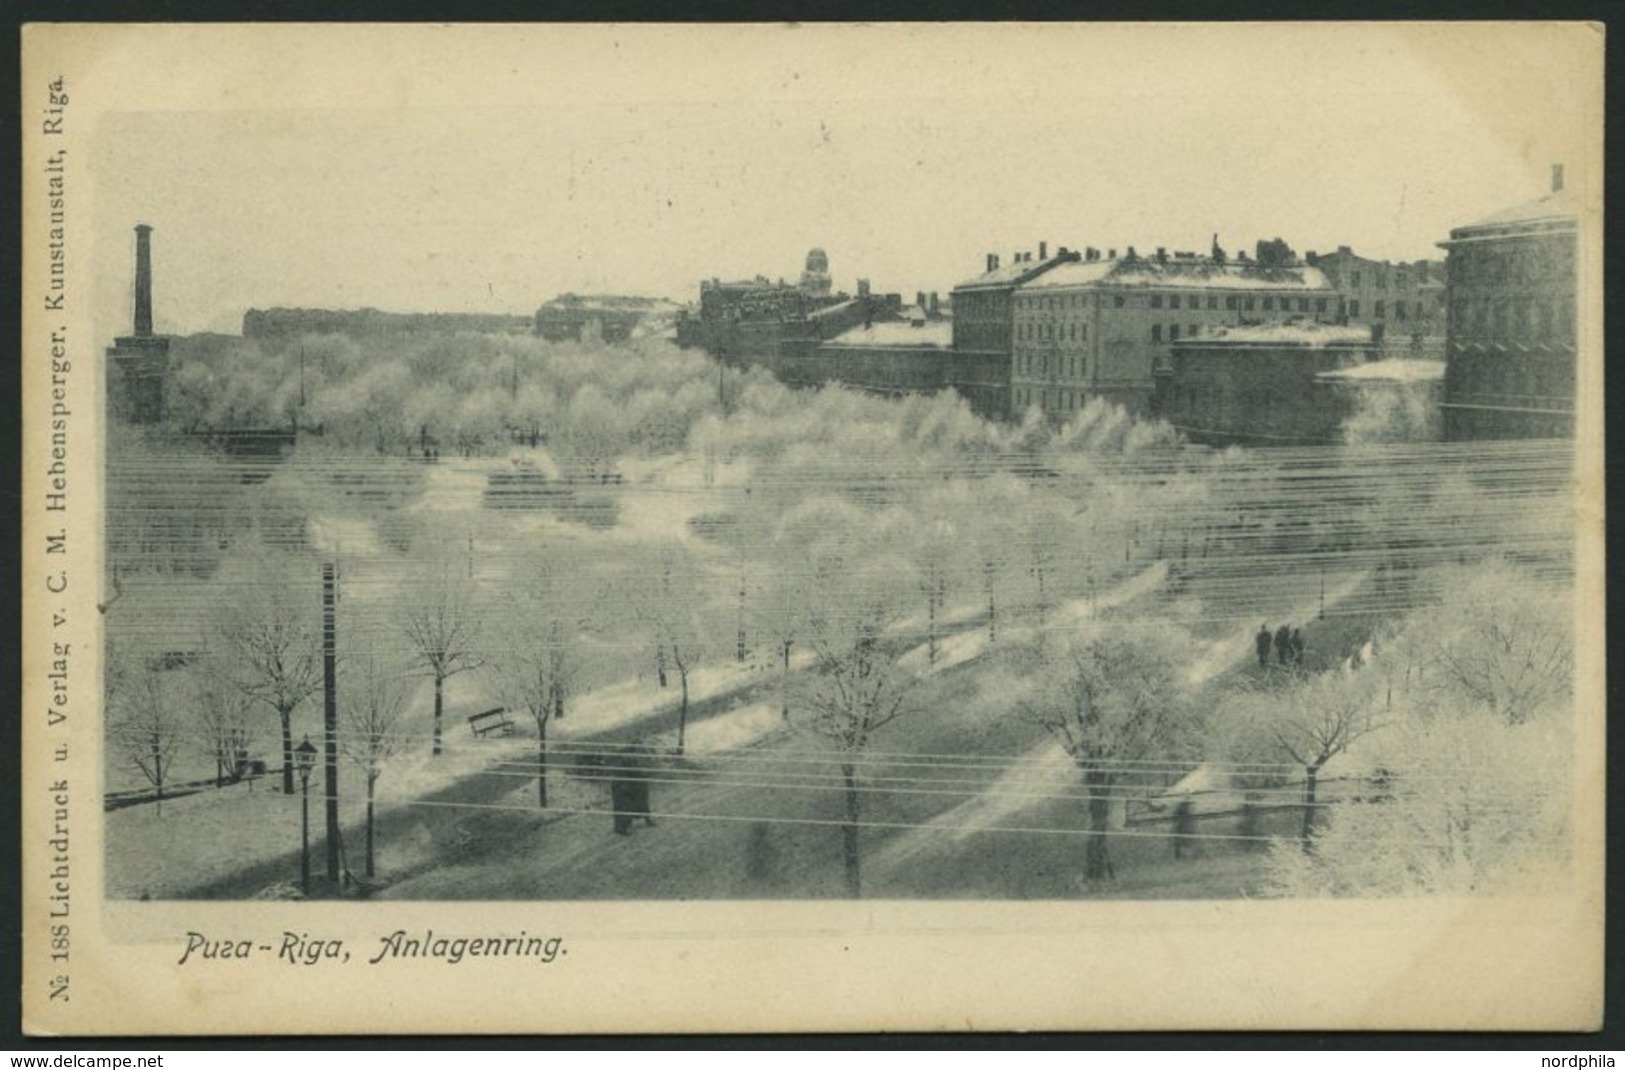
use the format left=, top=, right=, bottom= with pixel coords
left=1018, top=320, right=1087, bottom=342
left=1015, top=385, right=1089, bottom=413
left=1019, top=294, right=1089, bottom=312
left=1150, top=324, right=1203, bottom=343
left=1016, top=353, right=1087, bottom=378
left=1450, top=296, right=1576, bottom=343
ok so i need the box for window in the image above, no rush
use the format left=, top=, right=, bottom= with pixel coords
left=1170, top=294, right=1181, bottom=310
left=1150, top=294, right=1163, bottom=309
left=1189, top=324, right=1198, bottom=338
left=1041, top=355, right=1049, bottom=375
left=1170, top=324, right=1180, bottom=341
left=1262, top=297, right=1274, bottom=311
left=1151, top=324, right=1162, bottom=342
left=1351, top=272, right=1362, bottom=287
left=1244, top=297, right=1255, bottom=311
left=1298, top=298, right=1309, bottom=312
left=1114, top=295, right=1126, bottom=308
left=1349, top=300, right=1360, bottom=318
left=1395, top=302, right=1407, bottom=322
left=1375, top=300, right=1385, bottom=319
left=1208, top=296, right=1218, bottom=310
left=1226, top=296, right=1238, bottom=310
left=1080, top=324, right=1087, bottom=341
left=1316, top=298, right=1329, bottom=313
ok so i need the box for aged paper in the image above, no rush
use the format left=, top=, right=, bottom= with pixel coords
left=21, top=22, right=1604, bottom=1035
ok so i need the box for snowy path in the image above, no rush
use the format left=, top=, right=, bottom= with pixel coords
left=872, top=568, right=1368, bottom=870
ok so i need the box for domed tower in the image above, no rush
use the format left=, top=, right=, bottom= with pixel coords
left=799, top=247, right=832, bottom=297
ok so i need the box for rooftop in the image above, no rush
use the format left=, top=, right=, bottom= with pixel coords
left=1185, top=322, right=1373, bottom=347
left=825, top=319, right=954, bottom=348
left=1450, top=186, right=1576, bottom=238
left=1023, top=257, right=1331, bottom=292
left=1316, top=358, right=1446, bottom=383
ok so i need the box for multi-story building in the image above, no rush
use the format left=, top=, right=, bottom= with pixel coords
left=1007, top=247, right=1335, bottom=419
left=1306, top=245, right=1446, bottom=348
left=1436, top=167, right=1577, bottom=440
left=950, top=244, right=1079, bottom=387
left=533, top=293, right=684, bottom=343
left=1157, top=320, right=1449, bottom=445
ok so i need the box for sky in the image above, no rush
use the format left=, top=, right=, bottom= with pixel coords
left=75, top=22, right=1601, bottom=337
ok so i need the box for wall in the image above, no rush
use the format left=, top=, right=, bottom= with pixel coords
left=1157, top=341, right=1368, bottom=446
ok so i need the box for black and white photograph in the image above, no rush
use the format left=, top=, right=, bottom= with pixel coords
left=21, top=22, right=1604, bottom=1034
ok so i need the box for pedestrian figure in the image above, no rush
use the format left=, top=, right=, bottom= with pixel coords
left=1172, top=798, right=1196, bottom=860
left=1290, top=628, right=1305, bottom=665
left=609, top=746, right=657, bottom=835
left=1255, top=624, right=1272, bottom=667
left=1274, top=624, right=1292, bottom=666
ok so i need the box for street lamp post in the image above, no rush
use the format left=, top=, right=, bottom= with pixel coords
left=295, top=736, right=318, bottom=896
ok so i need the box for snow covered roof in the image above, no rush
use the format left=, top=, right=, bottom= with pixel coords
left=1456, top=187, right=1575, bottom=232
left=808, top=299, right=861, bottom=320
left=954, top=255, right=1073, bottom=290
left=1021, top=257, right=1331, bottom=292
left=1316, top=358, right=1446, bottom=383
left=1186, top=322, right=1372, bottom=347
left=825, top=319, right=953, bottom=348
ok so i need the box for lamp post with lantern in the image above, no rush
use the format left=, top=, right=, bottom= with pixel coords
left=294, top=735, right=318, bottom=895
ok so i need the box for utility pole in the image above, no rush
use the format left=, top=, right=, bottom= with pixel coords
left=322, top=562, right=341, bottom=886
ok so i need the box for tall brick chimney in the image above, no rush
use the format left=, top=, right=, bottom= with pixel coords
left=134, top=224, right=154, bottom=338
left=1552, top=163, right=1564, bottom=193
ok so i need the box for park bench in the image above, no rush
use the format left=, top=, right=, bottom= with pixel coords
left=468, top=707, right=516, bottom=738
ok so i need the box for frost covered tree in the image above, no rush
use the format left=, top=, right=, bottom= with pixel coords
left=215, top=556, right=324, bottom=794
left=190, top=657, right=258, bottom=787
left=110, top=664, right=185, bottom=812
left=1025, top=625, right=1194, bottom=881
left=1216, top=670, right=1384, bottom=846
left=400, top=565, right=485, bottom=757
left=633, top=544, right=716, bottom=755
left=790, top=553, right=919, bottom=899
left=491, top=556, right=590, bottom=806
left=341, top=651, right=410, bottom=878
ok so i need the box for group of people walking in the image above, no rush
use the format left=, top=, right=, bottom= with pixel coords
left=1256, top=622, right=1305, bottom=668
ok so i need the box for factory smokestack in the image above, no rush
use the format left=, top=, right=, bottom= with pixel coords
left=134, top=224, right=154, bottom=338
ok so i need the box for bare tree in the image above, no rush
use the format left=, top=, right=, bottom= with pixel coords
left=1027, top=627, right=1192, bottom=881
left=190, top=657, right=258, bottom=787
left=1262, top=671, right=1383, bottom=845
left=1432, top=613, right=1571, bottom=726
left=491, top=563, right=586, bottom=808
left=110, top=664, right=184, bottom=813
left=216, top=562, right=324, bottom=794
left=340, top=651, right=410, bottom=878
left=636, top=544, right=714, bottom=755
left=401, top=567, right=485, bottom=757
left=790, top=550, right=919, bottom=899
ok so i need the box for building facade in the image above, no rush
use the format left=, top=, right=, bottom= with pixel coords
left=1437, top=169, right=1577, bottom=440
left=949, top=245, right=1079, bottom=393
left=1306, top=246, right=1446, bottom=347
left=1155, top=322, right=1383, bottom=446
left=534, top=293, right=684, bottom=343
left=1008, top=249, right=1336, bottom=420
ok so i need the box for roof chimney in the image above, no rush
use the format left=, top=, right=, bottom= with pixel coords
left=987, top=253, right=999, bottom=272
left=1108, top=248, right=1117, bottom=260
left=1039, top=241, right=1048, bottom=260
left=1552, top=163, right=1565, bottom=193
left=133, top=224, right=154, bottom=337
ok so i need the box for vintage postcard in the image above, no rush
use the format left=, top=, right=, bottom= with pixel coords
left=20, top=23, right=1604, bottom=1035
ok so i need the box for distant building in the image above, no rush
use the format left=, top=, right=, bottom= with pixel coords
left=1436, top=167, right=1577, bottom=440
left=799, top=248, right=833, bottom=298
left=1306, top=245, right=1446, bottom=347
left=950, top=245, right=1078, bottom=411
left=676, top=248, right=900, bottom=368
left=778, top=318, right=1005, bottom=420
left=1156, top=321, right=1401, bottom=446
left=241, top=307, right=531, bottom=340
left=533, top=293, right=685, bottom=344
left=1005, top=245, right=1336, bottom=420
left=107, top=224, right=171, bottom=424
